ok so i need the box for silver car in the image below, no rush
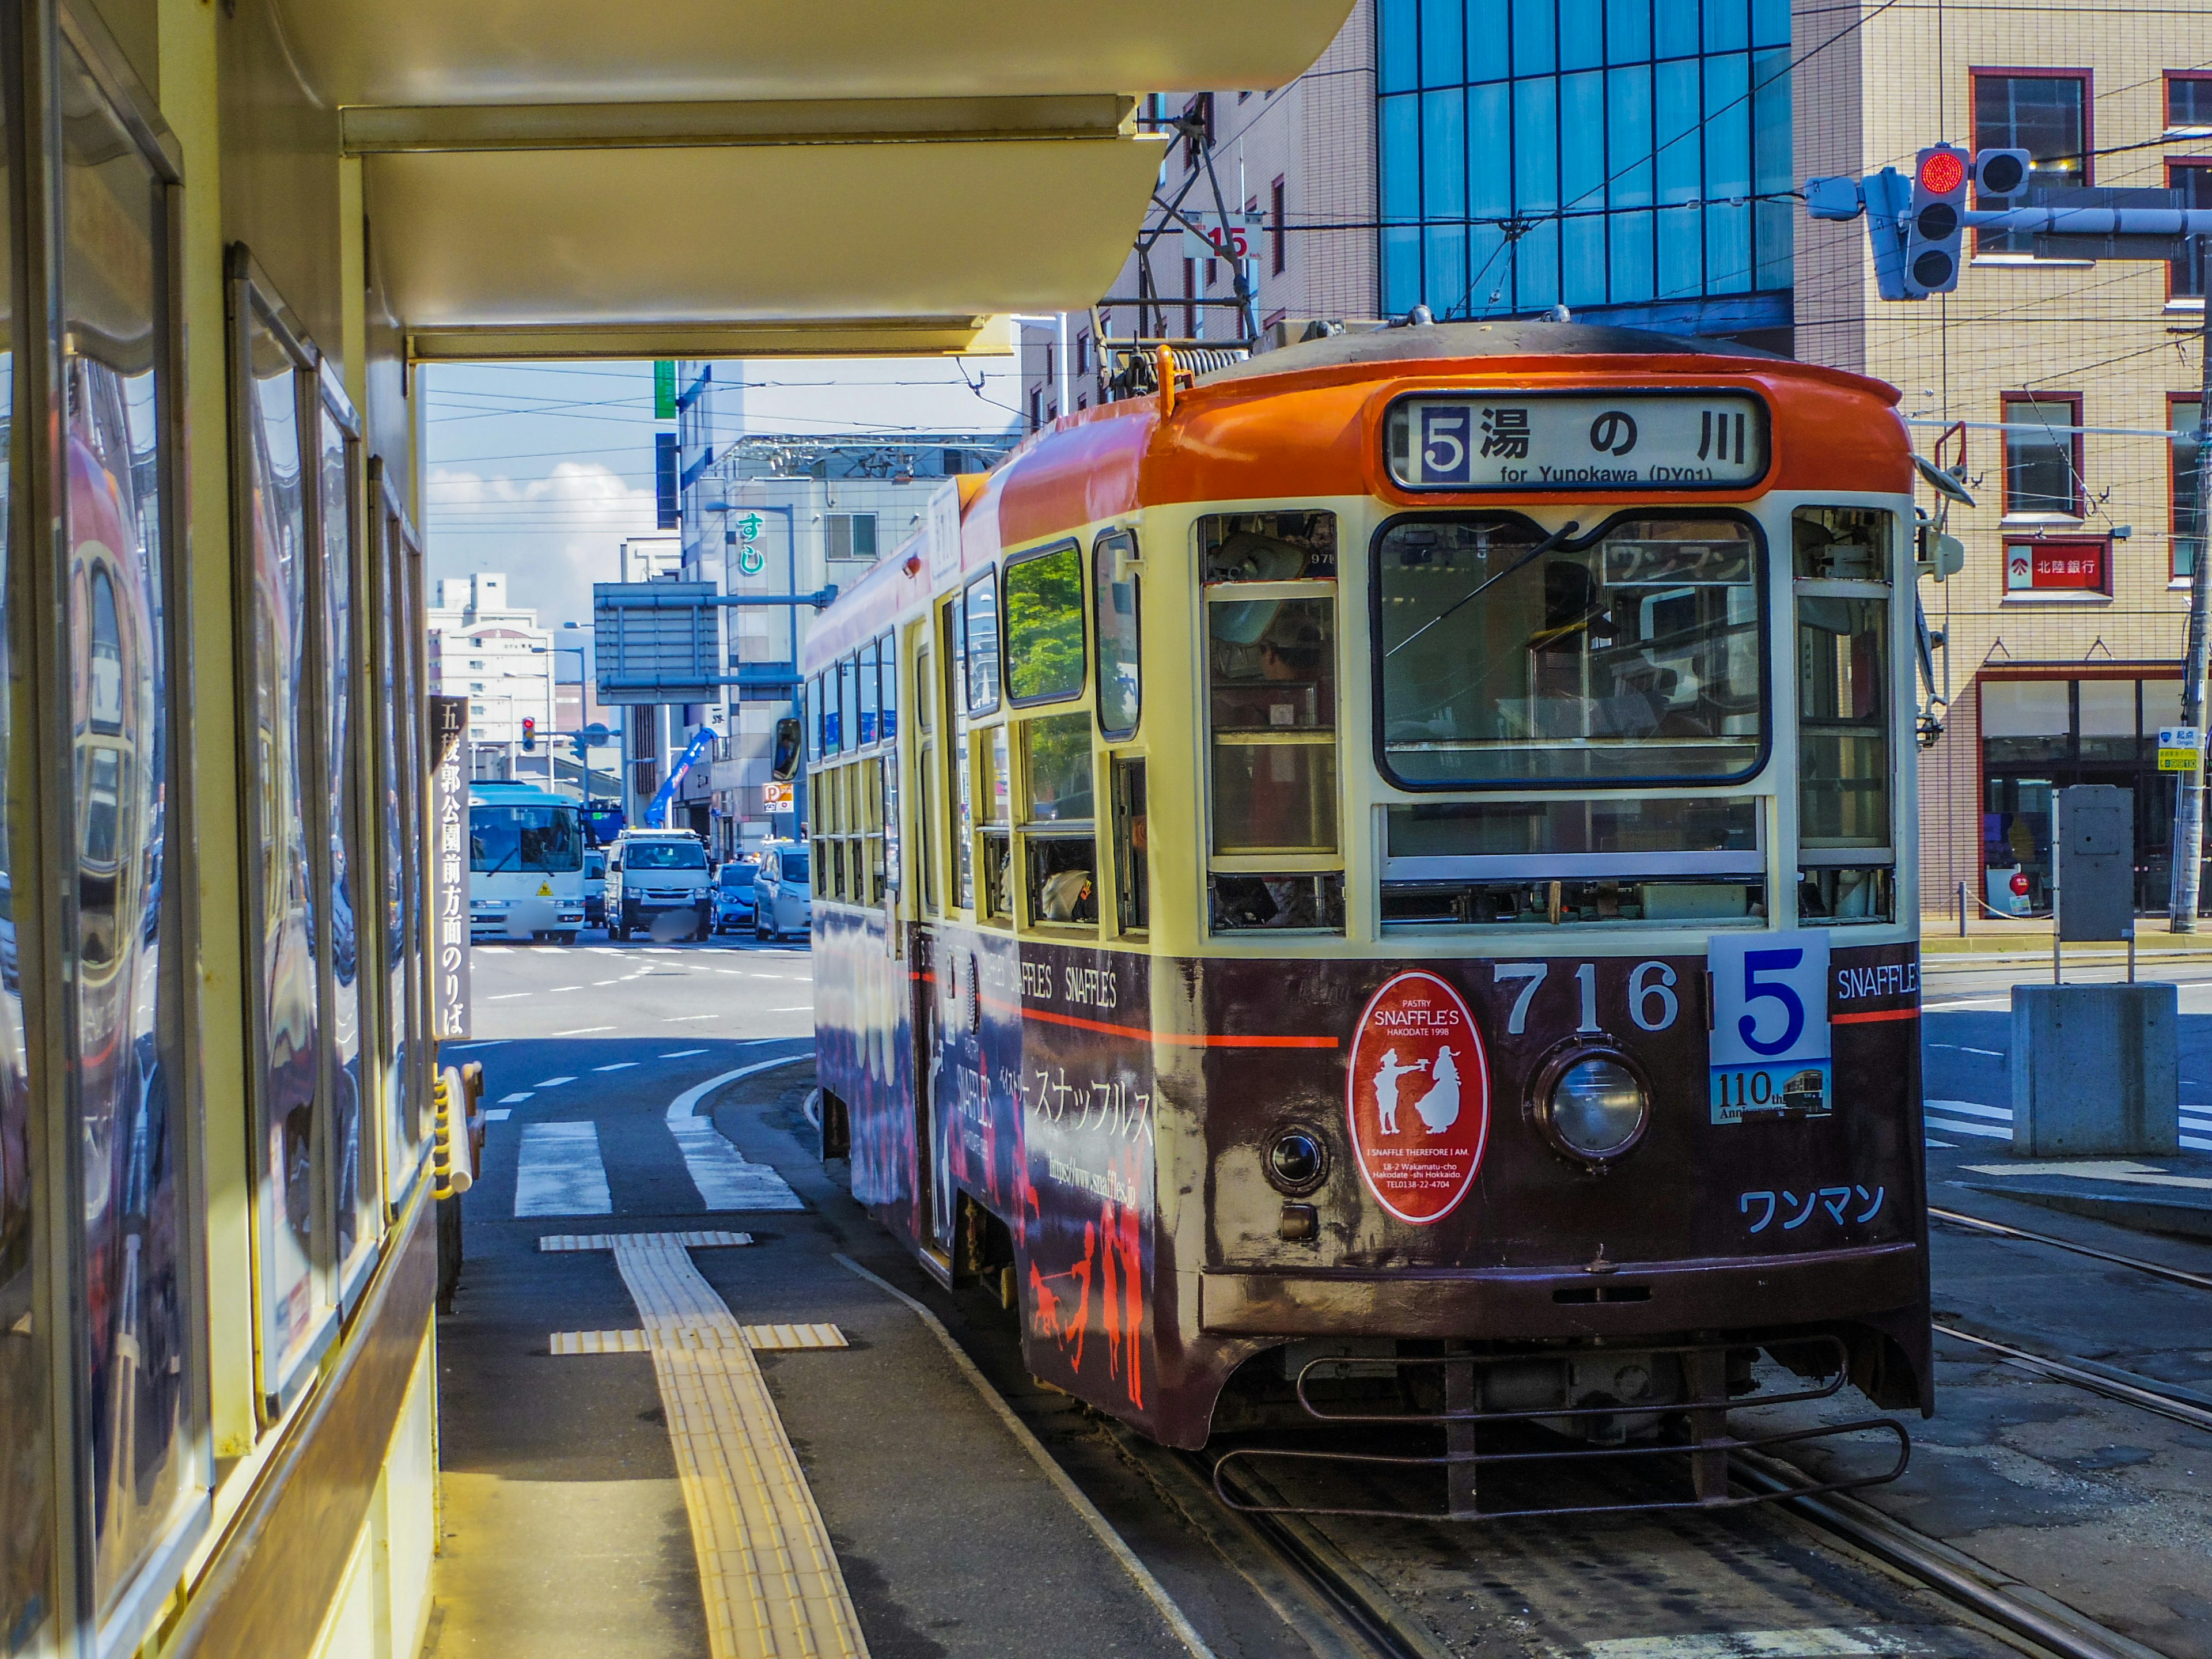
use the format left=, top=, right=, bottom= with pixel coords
left=752, top=846, right=812, bottom=942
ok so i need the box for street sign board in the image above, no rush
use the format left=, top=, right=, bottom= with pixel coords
left=764, top=781, right=794, bottom=810
left=1388, top=392, right=1769, bottom=491
left=2158, top=726, right=2202, bottom=771
left=592, top=581, right=727, bottom=704
left=428, top=696, right=471, bottom=1039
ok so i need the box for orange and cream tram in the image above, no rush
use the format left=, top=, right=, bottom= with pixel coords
left=804, top=321, right=1931, bottom=1514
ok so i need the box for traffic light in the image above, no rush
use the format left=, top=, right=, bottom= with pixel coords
left=1903, top=145, right=1969, bottom=296
left=522, top=716, right=537, bottom=751
left=1974, top=147, right=2032, bottom=199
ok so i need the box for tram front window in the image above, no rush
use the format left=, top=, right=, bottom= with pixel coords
left=469, top=808, right=583, bottom=873
left=1376, top=515, right=1764, bottom=786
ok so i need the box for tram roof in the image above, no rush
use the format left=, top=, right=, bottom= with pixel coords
left=271, top=0, right=1357, bottom=359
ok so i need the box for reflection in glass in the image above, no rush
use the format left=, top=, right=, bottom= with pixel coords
left=374, top=507, right=412, bottom=1193
left=0, top=59, right=45, bottom=1656
left=964, top=576, right=1000, bottom=713
left=1004, top=544, right=1084, bottom=703
left=320, top=412, right=373, bottom=1283
left=1093, top=532, right=1140, bottom=738
left=1023, top=713, right=1093, bottom=823
left=1377, top=515, right=1763, bottom=785
left=1796, top=596, right=1889, bottom=848
left=60, top=38, right=204, bottom=1608
left=1209, top=595, right=1339, bottom=853
left=243, top=305, right=323, bottom=1388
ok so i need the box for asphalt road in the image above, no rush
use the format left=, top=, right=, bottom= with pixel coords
left=453, top=929, right=816, bottom=1046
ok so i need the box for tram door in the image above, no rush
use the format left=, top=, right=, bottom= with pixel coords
left=911, top=613, right=955, bottom=1255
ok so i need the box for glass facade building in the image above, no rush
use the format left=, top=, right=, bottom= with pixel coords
left=1376, top=0, right=1794, bottom=337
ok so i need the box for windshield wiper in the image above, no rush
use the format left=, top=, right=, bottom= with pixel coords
left=1385, top=520, right=1582, bottom=660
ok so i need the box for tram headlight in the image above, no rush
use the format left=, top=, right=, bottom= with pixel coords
left=1533, top=1048, right=1650, bottom=1166
left=1267, top=1128, right=1328, bottom=1195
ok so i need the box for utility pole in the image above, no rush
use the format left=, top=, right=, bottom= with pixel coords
left=2169, top=261, right=2212, bottom=931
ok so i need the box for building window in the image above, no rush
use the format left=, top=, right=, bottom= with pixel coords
left=1028, top=387, right=1042, bottom=431
left=1075, top=329, right=1090, bottom=373
left=1373, top=0, right=1792, bottom=319
left=2176, top=396, right=2203, bottom=579
left=2168, top=71, right=2212, bottom=132
left=1271, top=175, right=1287, bottom=275
left=1183, top=257, right=1196, bottom=338
left=2002, top=393, right=2083, bottom=517
left=2169, top=161, right=2210, bottom=300
left=2005, top=537, right=2109, bottom=596
left=826, top=513, right=877, bottom=561
left=1972, top=70, right=2089, bottom=255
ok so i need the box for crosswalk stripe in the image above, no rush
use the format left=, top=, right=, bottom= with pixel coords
left=1925, top=1099, right=2010, bottom=1122
left=1925, top=1118, right=2011, bottom=1140
left=670, top=1119, right=805, bottom=1211
left=514, top=1123, right=613, bottom=1217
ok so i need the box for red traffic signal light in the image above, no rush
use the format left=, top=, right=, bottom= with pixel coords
left=1916, top=149, right=1966, bottom=195
left=522, top=716, right=537, bottom=751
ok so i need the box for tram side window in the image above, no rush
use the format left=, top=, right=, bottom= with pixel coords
left=879, top=631, right=899, bottom=741
left=1375, top=514, right=1765, bottom=787
left=808, top=673, right=823, bottom=763
left=859, top=638, right=880, bottom=745
left=1096, top=529, right=1141, bottom=739
left=1199, top=510, right=1338, bottom=582
left=916, top=642, right=938, bottom=913
left=1794, top=508, right=1895, bottom=925
left=964, top=573, right=1002, bottom=714
left=1005, top=541, right=1085, bottom=704
left=1023, top=712, right=1096, bottom=927
left=1208, top=595, right=1339, bottom=853
left=839, top=654, right=860, bottom=753
left=981, top=725, right=1013, bottom=922
left=1113, top=756, right=1150, bottom=932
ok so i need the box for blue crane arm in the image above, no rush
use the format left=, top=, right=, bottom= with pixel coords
left=646, top=726, right=718, bottom=828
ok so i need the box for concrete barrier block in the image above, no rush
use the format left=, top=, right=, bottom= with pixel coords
left=2010, top=983, right=2180, bottom=1156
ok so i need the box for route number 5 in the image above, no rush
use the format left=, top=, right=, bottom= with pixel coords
left=1708, top=931, right=1830, bottom=1067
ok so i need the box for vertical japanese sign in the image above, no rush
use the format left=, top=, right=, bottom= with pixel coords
left=653, top=359, right=676, bottom=421
left=429, top=695, right=471, bottom=1039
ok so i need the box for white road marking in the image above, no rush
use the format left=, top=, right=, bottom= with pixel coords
left=594, top=1062, right=638, bottom=1073
left=478, top=946, right=512, bottom=955
left=665, top=1013, right=720, bottom=1021
left=772, top=1005, right=812, bottom=1013
left=535, top=1075, right=578, bottom=1087
left=1925, top=1138, right=1958, bottom=1149
left=548, top=984, right=584, bottom=993
left=661, top=1048, right=708, bottom=1058
left=1585, top=1631, right=1966, bottom=1659
left=1963, top=1159, right=2212, bottom=1191
left=665, top=1055, right=812, bottom=1122
left=499, top=1092, right=534, bottom=1104
left=593, top=979, right=622, bottom=986
left=440, top=1040, right=507, bottom=1051
left=553, top=1026, right=616, bottom=1036
left=514, top=1122, right=613, bottom=1217
left=488, top=993, right=531, bottom=1001
left=1925, top=1099, right=2009, bottom=1122
left=671, top=1120, right=805, bottom=1211
left=484, top=1108, right=512, bottom=1122
left=1923, top=1118, right=2010, bottom=1141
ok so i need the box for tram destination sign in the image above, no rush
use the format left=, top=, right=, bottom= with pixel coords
left=1388, top=391, right=1770, bottom=491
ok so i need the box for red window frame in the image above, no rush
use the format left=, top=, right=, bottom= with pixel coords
left=2003, top=537, right=2111, bottom=596
left=2167, top=70, right=2212, bottom=128
left=2168, top=158, right=2211, bottom=301
left=1969, top=67, right=2093, bottom=256
left=2175, top=389, right=2205, bottom=582
left=2001, top=391, right=2084, bottom=518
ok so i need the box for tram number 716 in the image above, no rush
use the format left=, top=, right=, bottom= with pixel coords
left=1492, top=961, right=1682, bottom=1036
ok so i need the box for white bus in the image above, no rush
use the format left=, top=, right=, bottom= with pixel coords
left=468, top=782, right=586, bottom=944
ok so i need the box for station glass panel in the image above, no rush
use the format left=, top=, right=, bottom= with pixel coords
left=373, top=503, right=412, bottom=1202
left=1376, top=514, right=1764, bottom=786
left=240, top=300, right=327, bottom=1394
left=60, top=38, right=206, bottom=1606
left=1003, top=543, right=1084, bottom=704
left=1094, top=531, right=1141, bottom=740
left=0, top=58, right=46, bottom=1653
left=320, top=410, right=374, bottom=1289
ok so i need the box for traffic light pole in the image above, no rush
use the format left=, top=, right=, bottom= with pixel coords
left=2171, top=273, right=2212, bottom=931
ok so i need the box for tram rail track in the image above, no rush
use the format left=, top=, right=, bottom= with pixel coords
left=1929, top=1207, right=2212, bottom=1294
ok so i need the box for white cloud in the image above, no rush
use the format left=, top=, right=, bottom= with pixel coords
left=423, top=459, right=658, bottom=628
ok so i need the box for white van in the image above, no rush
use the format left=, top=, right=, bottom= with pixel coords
left=605, top=829, right=711, bottom=941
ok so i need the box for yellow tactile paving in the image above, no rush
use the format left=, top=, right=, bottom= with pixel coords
left=539, top=1229, right=753, bottom=1252
left=550, top=1323, right=847, bottom=1356
left=598, top=1234, right=869, bottom=1659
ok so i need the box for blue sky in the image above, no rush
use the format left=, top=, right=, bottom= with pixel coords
left=421, top=355, right=1025, bottom=628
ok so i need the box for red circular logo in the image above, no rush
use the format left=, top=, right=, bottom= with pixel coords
left=1345, top=971, right=1490, bottom=1225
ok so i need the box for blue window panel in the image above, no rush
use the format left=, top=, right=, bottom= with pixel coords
left=1754, top=198, right=1794, bottom=290
left=1469, top=0, right=1511, bottom=80
left=1425, top=89, right=1467, bottom=217
left=1607, top=0, right=1651, bottom=63
left=1379, top=0, right=1419, bottom=93
left=1608, top=65, right=1654, bottom=206
left=1610, top=207, right=1656, bottom=301
left=1705, top=53, right=1751, bottom=199
left=1469, top=82, right=1514, bottom=215
left=1560, top=70, right=1605, bottom=215
left=1384, top=226, right=1423, bottom=315
left=1514, top=77, right=1559, bottom=211
left=1703, top=0, right=1748, bottom=53
left=1421, top=0, right=1464, bottom=87
left=1706, top=200, right=1752, bottom=293
left=1657, top=203, right=1703, bottom=296
left=1464, top=222, right=1511, bottom=315
left=1381, top=94, right=1421, bottom=221
left=1562, top=213, right=1609, bottom=306
left=1514, top=218, right=1562, bottom=310
left=1426, top=224, right=1469, bottom=313
left=1654, top=59, right=1701, bottom=204
left=1560, top=0, right=1603, bottom=70
left=1752, top=48, right=1793, bottom=192
left=1512, top=0, right=1556, bottom=77
left=1654, top=0, right=1699, bottom=57
left=1751, top=0, right=1790, bottom=47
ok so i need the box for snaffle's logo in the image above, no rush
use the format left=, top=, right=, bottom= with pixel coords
left=1346, top=971, right=1489, bottom=1225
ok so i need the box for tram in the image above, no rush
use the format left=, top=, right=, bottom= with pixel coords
left=467, top=781, right=587, bottom=944
left=805, top=321, right=1933, bottom=1509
